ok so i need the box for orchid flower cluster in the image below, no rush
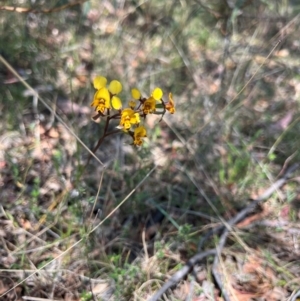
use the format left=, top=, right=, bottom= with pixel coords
left=90, top=76, right=175, bottom=147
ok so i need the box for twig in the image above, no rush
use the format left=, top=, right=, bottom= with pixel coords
left=148, top=249, right=216, bottom=301
left=207, top=163, right=299, bottom=300
left=212, top=228, right=232, bottom=301
left=198, top=163, right=300, bottom=251
left=290, top=290, right=300, bottom=301
left=148, top=163, right=299, bottom=301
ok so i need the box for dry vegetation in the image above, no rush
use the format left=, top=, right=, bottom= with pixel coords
left=1, top=0, right=300, bottom=300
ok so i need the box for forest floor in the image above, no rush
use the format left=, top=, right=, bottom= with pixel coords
left=1, top=1, right=300, bottom=300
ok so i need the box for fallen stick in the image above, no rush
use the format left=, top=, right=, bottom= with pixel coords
left=148, top=163, right=299, bottom=301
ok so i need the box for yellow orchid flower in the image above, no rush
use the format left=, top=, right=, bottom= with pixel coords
left=120, top=108, right=140, bottom=130
left=142, top=97, right=156, bottom=115
left=133, top=126, right=147, bottom=146
left=91, top=87, right=111, bottom=113
left=91, top=76, right=123, bottom=111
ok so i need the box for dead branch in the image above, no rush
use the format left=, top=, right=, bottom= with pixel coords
left=198, top=163, right=300, bottom=251
left=148, top=163, right=299, bottom=301
left=148, top=249, right=216, bottom=301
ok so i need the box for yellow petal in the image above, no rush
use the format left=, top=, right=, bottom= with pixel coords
left=95, top=87, right=111, bottom=109
left=133, top=126, right=147, bottom=145
left=109, top=80, right=122, bottom=94
left=143, top=97, right=156, bottom=114
left=133, top=127, right=146, bottom=145
left=130, top=112, right=140, bottom=124
left=169, top=92, right=174, bottom=105
left=165, top=92, right=175, bottom=114
left=152, top=87, right=163, bottom=100
left=121, top=118, right=132, bottom=130
left=93, top=76, right=107, bottom=90
left=131, top=88, right=141, bottom=100
left=134, top=126, right=147, bottom=138
left=91, top=91, right=100, bottom=108
left=111, top=96, right=122, bottom=110
left=121, top=108, right=134, bottom=117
